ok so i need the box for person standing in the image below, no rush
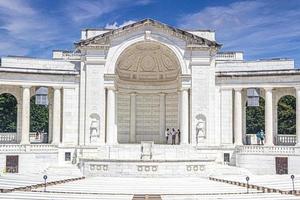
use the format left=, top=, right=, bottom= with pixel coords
left=171, top=128, right=176, bottom=145
left=165, top=128, right=170, bottom=144
left=259, top=129, right=265, bottom=145
left=177, top=129, right=181, bottom=144
left=256, top=130, right=261, bottom=145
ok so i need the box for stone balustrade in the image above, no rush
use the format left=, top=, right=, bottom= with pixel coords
left=244, top=134, right=297, bottom=146
left=275, top=134, right=297, bottom=146
left=0, top=133, right=17, bottom=144
left=216, top=52, right=243, bottom=61
left=0, top=132, right=49, bottom=144
left=237, top=145, right=296, bottom=155
left=0, top=144, right=58, bottom=153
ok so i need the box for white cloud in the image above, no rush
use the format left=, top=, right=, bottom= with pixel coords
left=179, top=1, right=300, bottom=63
left=0, top=0, right=151, bottom=58
left=105, top=20, right=136, bottom=29
left=66, top=0, right=118, bottom=23
left=0, top=0, right=63, bottom=49
left=66, top=0, right=151, bottom=23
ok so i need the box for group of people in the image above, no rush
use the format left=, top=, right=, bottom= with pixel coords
left=256, top=129, right=265, bottom=145
left=165, top=128, right=180, bottom=145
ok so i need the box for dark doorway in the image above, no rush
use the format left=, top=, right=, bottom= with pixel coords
left=6, top=155, right=19, bottom=173
left=275, top=157, right=288, bottom=174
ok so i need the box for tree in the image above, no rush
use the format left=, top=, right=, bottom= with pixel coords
left=0, top=93, right=17, bottom=132
left=246, top=97, right=265, bottom=134
left=277, top=95, right=295, bottom=135
left=30, top=96, right=49, bottom=133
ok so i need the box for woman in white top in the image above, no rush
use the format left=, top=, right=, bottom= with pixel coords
left=165, top=128, right=170, bottom=144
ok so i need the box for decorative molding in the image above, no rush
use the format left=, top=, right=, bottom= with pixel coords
left=75, top=19, right=220, bottom=49
left=116, top=41, right=180, bottom=82
left=137, top=165, right=158, bottom=172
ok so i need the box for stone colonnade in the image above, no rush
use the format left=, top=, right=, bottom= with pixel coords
left=19, top=85, right=61, bottom=145
left=234, top=87, right=300, bottom=146
left=105, top=86, right=190, bottom=145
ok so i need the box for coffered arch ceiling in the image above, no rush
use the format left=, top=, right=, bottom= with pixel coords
left=116, top=41, right=181, bottom=82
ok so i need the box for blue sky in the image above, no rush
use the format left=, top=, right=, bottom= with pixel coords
left=0, top=0, right=300, bottom=66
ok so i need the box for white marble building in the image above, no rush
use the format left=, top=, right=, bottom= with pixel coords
left=0, top=19, right=299, bottom=176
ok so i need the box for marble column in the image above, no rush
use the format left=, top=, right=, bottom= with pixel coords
left=129, top=93, right=136, bottom=143
left=21, top=86, right=30, bottom=144
left=107, top=88, right=117, bottom=144
left=234, top=88, right=243, bottom=145
left=52, top=87, right=61, bottom=145
left=295, top=87, right=300, bottom=145
left=159, top=93, right=166, bottom=143
left=265, top=87, right=274, bottom=146
left=180, top=89, right=189, bottom=144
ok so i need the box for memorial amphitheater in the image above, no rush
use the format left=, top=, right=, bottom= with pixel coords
left=0, top=19, right=300, bottom=199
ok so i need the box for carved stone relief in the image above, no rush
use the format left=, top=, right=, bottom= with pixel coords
left=116, top=41, right=180, bottom=81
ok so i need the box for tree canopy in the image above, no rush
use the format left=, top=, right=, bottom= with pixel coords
left=0, top=94, right=49, bottom=133
left=277, top=95, right=296, bottom=135
left=0, top=93, right=17, bottom=132
left=30, top=96, right=49, bottom=133
left=246, top=95, right=296, bottom=135
left=246, top=97, right=265, bottom=134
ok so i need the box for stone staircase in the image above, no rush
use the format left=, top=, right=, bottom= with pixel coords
left=1, top=176, right=300, bottom=199
left=209, top=174, right=300, bottom=195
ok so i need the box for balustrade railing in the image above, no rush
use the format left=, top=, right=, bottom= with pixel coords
left=275, top=134, right=296, bottom=146
left=0, top=132, right=49, bottom=144
left=0, top=132, right=17, bottom=144
left=0, top=144, right=58, bottom=153
left=216, top=52, right=243, bottom=61
left=237, top=145, right=296, bottom=154
left=243, top=134, right=297, bottom=146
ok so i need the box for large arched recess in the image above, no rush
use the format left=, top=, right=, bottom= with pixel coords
left=115, top=41, right=182, bottom=144
left=277, top=95, right=296, bottom=135
left=0, top=93, right=17, bottom=132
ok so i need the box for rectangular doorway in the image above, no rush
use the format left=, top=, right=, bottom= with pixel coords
left=275, top=157, right=288, bottom=174
left=6, top=155, right=19, bottom=173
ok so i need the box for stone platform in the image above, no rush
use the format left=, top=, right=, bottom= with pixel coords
left=78, top=144, right=237, bottom=177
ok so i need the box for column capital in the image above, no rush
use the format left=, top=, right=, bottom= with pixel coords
left=21, top=85, right=31, bottom=89
left=52, top=86, right=62, bottom=90
left=233, top=88, right=243, bottom=92
left=179, top=87, right=189, bottom=92
left=295, top=86, right=300, bottom=91
left=130, top=92, right=137, bottom=96
left=159, top=92, right=166, bottom=97
left=264, top=87, right=273, bottom=92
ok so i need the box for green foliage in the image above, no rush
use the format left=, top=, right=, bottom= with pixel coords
left=246, top=97, right=265, bottom=134
left=0, top=93, right=17, bottom=132
left=246, top=95, right=296, bottom=135
left=278, top=95, right=296, bottom=135
left=30, top=96, right=49, bottom=133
